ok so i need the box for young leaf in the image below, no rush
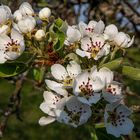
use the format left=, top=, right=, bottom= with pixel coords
left=0, top=63, right=27, bottom=77
left=122, top=66, right=140, bottom=80
left=99, top=58, right=123, bottom=70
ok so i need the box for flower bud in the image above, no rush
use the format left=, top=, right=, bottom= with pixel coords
left=114, top=32, right=134, bottom=48
left=0, top=5, right=12, bottom=24
left=19, top=2, right=34, bottom=16
left=17, top=16, right=36, bottom=33
left=13, top=10, right=23, bottom=21
left=39, top=7, right=51, bottom=19
left=35, top=29, right=45, bottom=41
left=104, top=24, right=118, bottom=40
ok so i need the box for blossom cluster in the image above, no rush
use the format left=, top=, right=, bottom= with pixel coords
left=39, top=61, right=134, bottom=137
left=0, top=2, right=135, bottom=139
left=65, top=20, right=134, bottom=60
left=39, top=18, right=135, bottom=138
left=0, top=2, right=51, bottom=63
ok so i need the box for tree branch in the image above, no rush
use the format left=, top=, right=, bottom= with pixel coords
left=0, top=72, right=28, bottom=137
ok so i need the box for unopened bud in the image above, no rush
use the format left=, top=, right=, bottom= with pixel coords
left=35, top=29, right=45, bottom=41
left=13, top=10, right=23, bottom=21
left=19, top=2, right=34, bottom=16
left=39, top=7, right=51, bottom=20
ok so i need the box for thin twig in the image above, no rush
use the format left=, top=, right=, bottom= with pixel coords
left=0, top=72, right=28, bottom=137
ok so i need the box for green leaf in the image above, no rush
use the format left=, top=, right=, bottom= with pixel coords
left=122, top=66, right=140, bottom=80
left=33, top=67, right=46, bottom=83
left=126, top=48, right=140, bottom=63
left=99, top=58, right=123, bottom=70
left=96, top=128, right=123, bottom=140
left=54, top=30, right=65, bottom=51
left=49, top=24, right=58, bottom=46
left=0, top=63, right=27, bottom=77
left=55, top=18, right=63, bottom=27
left=49, top=22, right=66, bottom=51
left=55, top=18, right=68, bottom=33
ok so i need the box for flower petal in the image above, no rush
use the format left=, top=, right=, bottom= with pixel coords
left=92, top=77, right=105, bottom=91
left=51, top=64, right=67, bottom=80
left=39, top=116, right=56, bottom=126
left=45, top=80, right=68, bottom=96
left=89, top=93, right=101, bottom=104
left=105, top=123, right=121, bottom=137
left=104, top=24, right=118, bottom=40
left=66, top=61, right=81, bottom=76
left=40, top=102, right=56, bottom=116
left=0, top=51, right=7, bottom=63
left=94, top=20, right=105, bottom=34
left=117, top=118, right=134, bottom=135
left=73, top=71, right=90, bottom=94
left=11, top=28, right=24, bottom=44
left=91, top=66, right=113, bottom=84
left=76, top=49, right=91, bottom=58
left=78, top=21, right=87, bottom=37
left=81, top=37, right=91, bottom=51
left=117, top=104, right=132, bottom=117
left=66, top=26, right=81, bottom=43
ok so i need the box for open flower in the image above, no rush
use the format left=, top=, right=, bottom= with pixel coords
left=0, top=5, right=11, bottom=24
left=45, top=61, right=81, bottom=96
left=76, top=35, right=110, bottom=60
left=79, top=20, right=105, bottom=37
left=103, top=82, right=123, bottom=103
left=0, top=29, right=25, bottom=63
left=90, top=66, right=123, bottom=103
left=39, top=91, right=67, bottom=126
left=114, top=32, right=134, bottom=48
left=104, top=102, right=134, bottom=137
left=73, top=71, right=105, bottom=105
left=56, top=96, right=92, bottom=127
left=90, top=66, right=113, bottom=85
left=64, top=26, right=81, bottom=46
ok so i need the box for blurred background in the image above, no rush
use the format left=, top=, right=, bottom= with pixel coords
left=0, top=0, right=140, bottom=139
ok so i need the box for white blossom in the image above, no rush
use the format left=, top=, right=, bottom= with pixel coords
left=35, top=29, right=45, bottom=41
left=76, top=35, right=110, bottom=60
left=114, top=32, right=134, bottom=48
left=103, top=81, right=123, bottom=103
left=39, top=91, right=67, bottom=126
left=104, top=102, right=134, bottom=137
left=0, top=5, right=11, bottom=24
left=79, top=20, right=105, bottom=37
left=45, top=61, right=81, bottom=96
left=39, top=7, right=51, bottom=19
left=73, top=71, right=105, bottom=105
left=15, top=16, right=36, bottom=33
left=64, top=26, right=81, bottom=45
left=104, top=24, right=118, bottom=40
left=0, top=29, right=25, bottom=63
left=13, top=10, right=23, bottom=21
left=19, top=2, right=34, bottom=16
left=56, top=96, right=92, bottom=127
left=39, top=116, right=56, bottom=126
left=90, top=66, right=123, bottom=103
left=90, top=66, right=113, bottom=85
